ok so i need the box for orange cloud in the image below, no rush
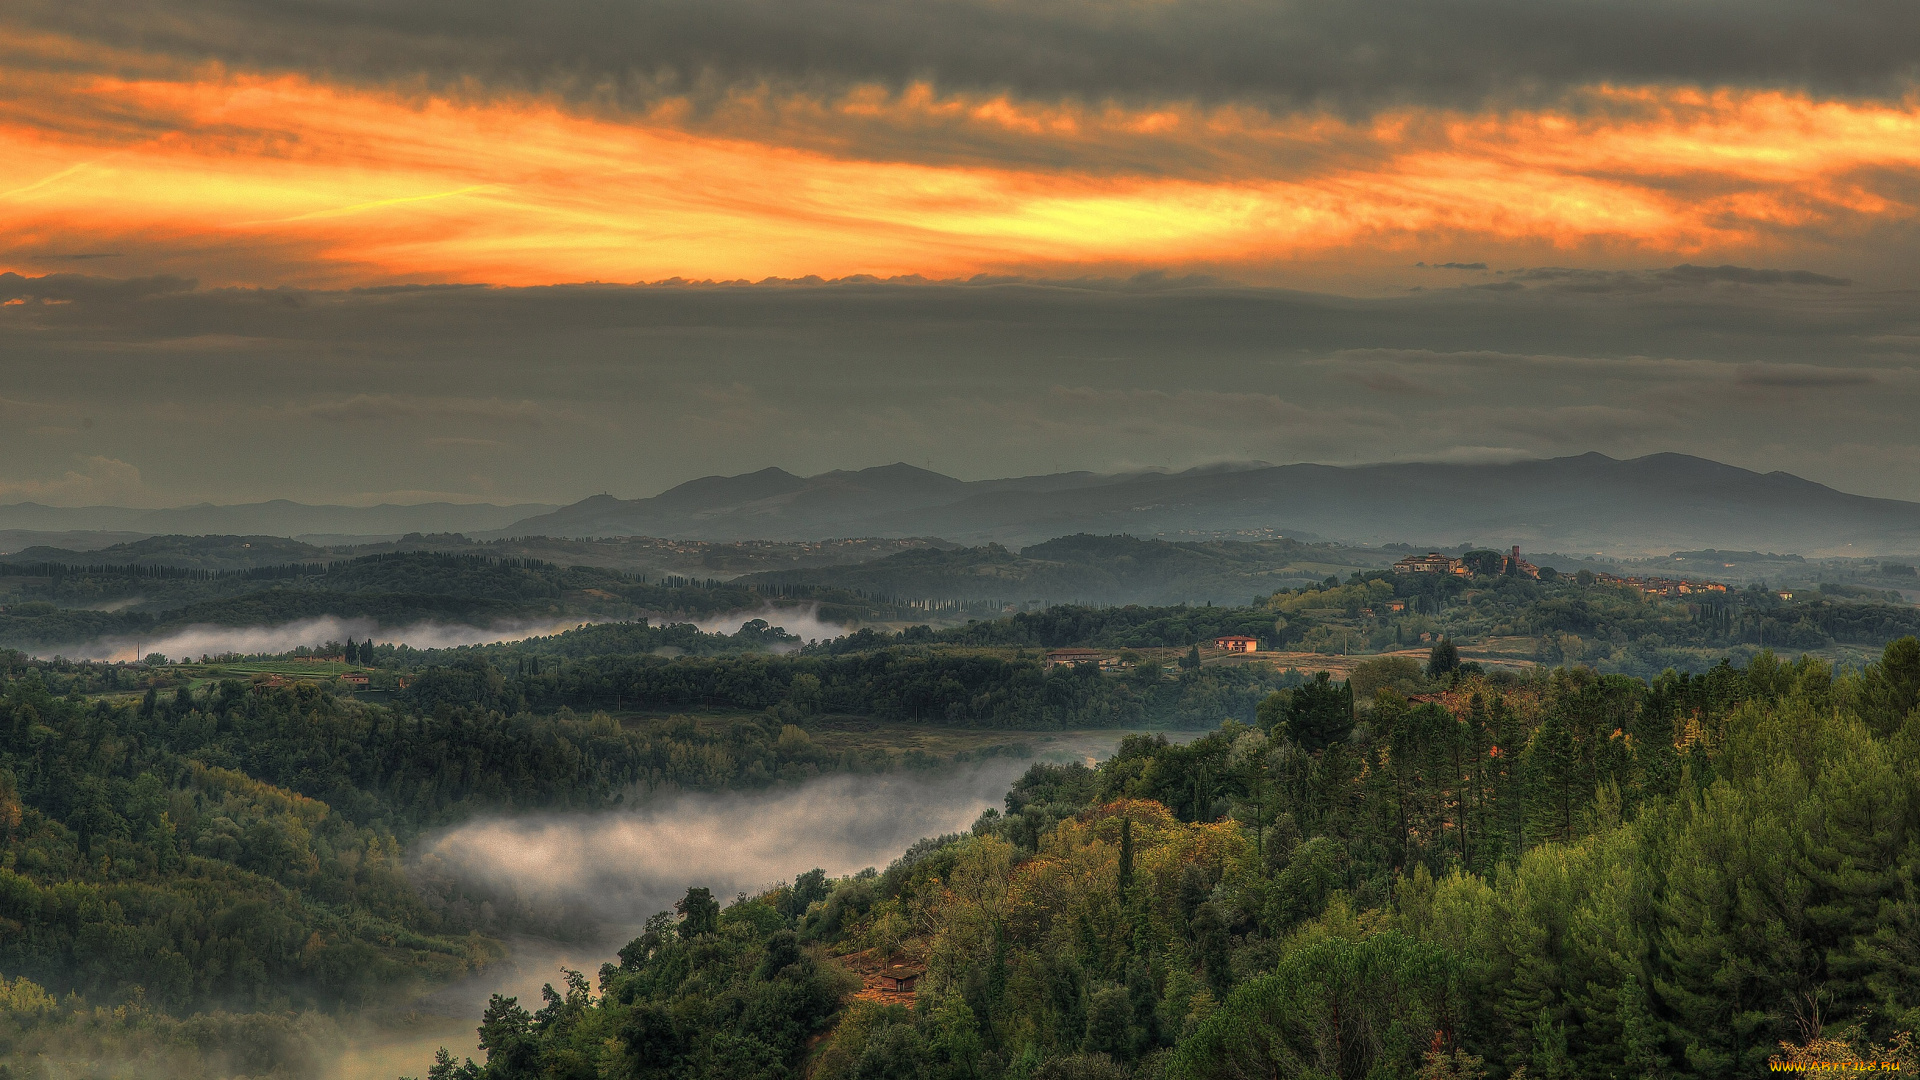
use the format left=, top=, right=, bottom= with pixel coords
left=2, top=51, right=1918, bottom=287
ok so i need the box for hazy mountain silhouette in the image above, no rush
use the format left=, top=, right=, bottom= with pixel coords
left=0, top=500, right=557, bottom=540
left=498, top=455, right=1920, bottom=555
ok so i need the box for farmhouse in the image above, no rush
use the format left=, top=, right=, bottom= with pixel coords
left=1213, top=635, right=1259, bottom=653
left=877, top=966, right=924, bottom=993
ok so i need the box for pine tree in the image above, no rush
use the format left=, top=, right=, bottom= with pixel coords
left=1490, top=691, right=1528, bottom=860
left=1128, top=956, right=1164, bottom=1053
left=1530, top=1009, right=1573, bottom=1080
left=1861, top=636, right=1920, bottom=735
left=1526, top=710, right=1581, bottom=845
left=1461, top=692, right=1496, bottom=872
left=1616, top=975, right=1669, bottom=1080
left=1285, top=672, right=1354, bottom=752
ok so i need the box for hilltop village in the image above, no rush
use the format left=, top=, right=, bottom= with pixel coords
left=1007, top=541, right=1778, bottom=676
left=1392, top=545, right=1730, bottom=597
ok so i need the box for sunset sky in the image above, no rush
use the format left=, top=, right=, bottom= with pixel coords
left=3, top=0, right=1919, bottom=507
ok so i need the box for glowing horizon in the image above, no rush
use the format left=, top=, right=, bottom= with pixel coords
left=4, top=46, right=1918, bottom=289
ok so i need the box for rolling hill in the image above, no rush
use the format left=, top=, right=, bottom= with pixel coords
left=735, top=533, right=1373, bottom=606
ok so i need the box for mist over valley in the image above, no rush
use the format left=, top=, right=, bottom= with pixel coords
left=334, top=760, right=1070, bottom=1080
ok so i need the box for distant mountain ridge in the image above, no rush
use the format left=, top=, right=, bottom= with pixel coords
left=6, top=456, right=1916, bottom=556
left=495, top=455, right=1920, bottom=556
left=0, top=499, right=557, bottom=540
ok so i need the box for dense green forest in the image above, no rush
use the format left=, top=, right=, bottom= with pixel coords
left=424, top=638, right=1920, bottom=1080
left=400, top=647, right=1301, bottom=729
left=0, top=653, right=1020, bottom=1075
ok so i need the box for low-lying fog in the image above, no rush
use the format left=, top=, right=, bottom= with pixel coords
left=682, top=604, right=850, bottom=645
left=413, top=765, right=1032, bottom=933
left=334, top=756, right=1082, bottom=1080
left=38, top=605, right=849, bottom=662
left=41, top=614, right=607, bottom=662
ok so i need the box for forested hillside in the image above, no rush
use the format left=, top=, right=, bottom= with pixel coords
left=430, top=639, right=1920, bottom=1080
left=5, top=540, right=1918, bottom=682
left=0, top=654, right=1002, bottom=1075
left=0, top=551, right=906, bottom=650
left=736, top=533, right=1366, bottom=606
left=401, top=647, right=1299, bottom=729
left=793, top=567, right=1920, bottom=676
left=384, top=561, right=1920, bottom=728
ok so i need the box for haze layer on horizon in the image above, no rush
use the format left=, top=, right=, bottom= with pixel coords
left=3, top=1, right=1918, bottom=508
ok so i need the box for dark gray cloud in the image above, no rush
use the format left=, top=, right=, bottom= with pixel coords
left=10, top=0, right=1919, bottom=114
left=1497, top=265, right=1858, bottom=295
left=0, top=268, right=1915, bottom=507
left=0, top=271, right=197, bottom=304
left=1663, top=264, right=1854, bottom=287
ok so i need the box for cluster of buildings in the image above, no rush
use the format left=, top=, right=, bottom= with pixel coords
left=1392, top=546, right=1541, bottom=578
left=1589, top=573, right=1728, bottom=597
left=1389, top=546, right=1728, bottom=597
left=1043, top=634, right=1263, bottom=669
